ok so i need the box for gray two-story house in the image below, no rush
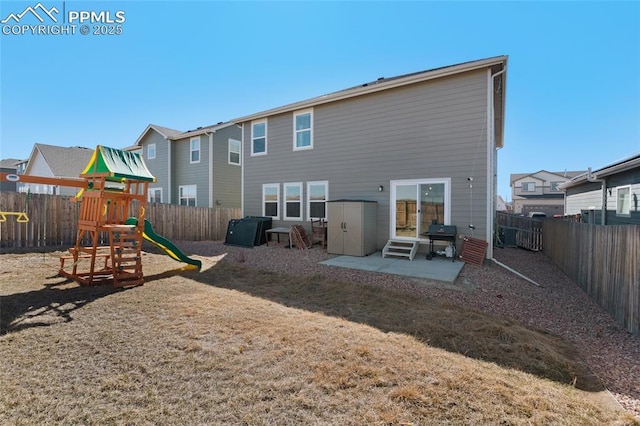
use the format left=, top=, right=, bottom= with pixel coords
left=510, top=170, right=585, bottom=217
left=130, top=122, right=242, bottom=208
left=561, top=153, right=640, bottom=225
left=232, top=56, right=508, bottom=260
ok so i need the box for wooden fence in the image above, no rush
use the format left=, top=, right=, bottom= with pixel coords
left=496, top=212, right=543, bottom=251
left=543, top=220, right=639, bottom=335
left=0, top=192, right=241, bottom=250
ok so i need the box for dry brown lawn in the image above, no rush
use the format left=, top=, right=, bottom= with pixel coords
left=1, top=250, right=637, bottom=425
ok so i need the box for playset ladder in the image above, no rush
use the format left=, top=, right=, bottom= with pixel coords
left=106, top=224, right=144, bottom=288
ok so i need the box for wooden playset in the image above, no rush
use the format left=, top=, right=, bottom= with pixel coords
left=1, top=145, right=200, bottom=288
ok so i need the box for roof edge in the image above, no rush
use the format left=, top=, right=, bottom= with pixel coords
left=168, top=121, right=238, bottom=140
left=232, top=56, right=508, bottom=123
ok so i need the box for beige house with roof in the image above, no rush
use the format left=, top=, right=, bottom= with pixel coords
left=510, top=170, right=585, bottom=216
left=21, top=144, right=94, bottom=196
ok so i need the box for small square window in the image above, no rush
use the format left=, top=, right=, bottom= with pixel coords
left=617, top=186, right=631, bottom=216
left=148, top=188, right=162, bottom=203
left=229, top=139, right=241, bottom=165
left=147, top=144, right=156, bottom=160
left=522, top=182, right=535, bottom=192
left=284, top=183, right=302, bottom=220
left=252, top=121, right=267, bottom=155
left=263, top=184, right=279, bottom=219
left=190, top=137, right=200, bottom=163
left=307, top=181, right=328, bottom=220
left=293, top=110, right=313, bottom=150
left=179, top=185, right=197, bottom=206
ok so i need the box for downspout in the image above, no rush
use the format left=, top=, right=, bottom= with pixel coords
left=487, top=66, right=506, bottom=260
left=167, top=138, right=172, bottom=204
left=206, top=130, right=214, bottom=208
left=587, top=167, right=606, bottom=225
left=240, top=123, right=245, bottom=217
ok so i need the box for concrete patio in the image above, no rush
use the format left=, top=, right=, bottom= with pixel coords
left=320, top=251, right=464, bottom=283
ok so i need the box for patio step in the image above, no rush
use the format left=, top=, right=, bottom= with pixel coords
left=382, top=240, right=419, bottom=261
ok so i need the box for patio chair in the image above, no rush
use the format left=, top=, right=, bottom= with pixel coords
left=291, top=225, right=313, bottom=250
left=310, top=218, right=327, bottom=249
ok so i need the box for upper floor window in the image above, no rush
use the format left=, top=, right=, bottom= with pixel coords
left=190, top=137, right=200, bottom=163
left=522, top=182, right=535, bottom=192
left=307, top=181, right=328, bottom=219
left=228, top=139, right=241, bottom=165
left=283, top=182, right=302, bottom=221
left=617, top=186, right=630, bottom=216
left=293, top=109, right=313, bottom=150
left=148, top=188, right=162, bottom=203
left=550, top=181, right=562, bottom=192
left=252, top=120, right=267, bottom=156
left=262, top=183, right=279, bottom=219
left=179, top=184, right=197, bottom=206
left=147, top=143, right=156, bottom=160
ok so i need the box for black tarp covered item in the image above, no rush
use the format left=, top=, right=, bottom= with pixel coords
left=224, top=219, right=259, bottom=247
left=224, top=217, right=273, bottom=247
left=244, top=216, right=272, bottom=246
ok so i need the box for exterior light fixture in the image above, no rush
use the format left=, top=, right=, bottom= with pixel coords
left=378, top=185, right=384, bottom=192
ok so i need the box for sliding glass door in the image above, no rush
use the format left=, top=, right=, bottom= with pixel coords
left=391, top=179, right=450, bottom=240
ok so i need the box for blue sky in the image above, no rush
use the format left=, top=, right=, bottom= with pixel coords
left=1, top=1, right=639, bottom=200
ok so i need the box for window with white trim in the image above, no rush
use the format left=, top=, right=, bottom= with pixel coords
left=617, top=186, right=630, bottom=216
left=252, top=120, right=267, bottom=155
left=283, top=182, right=302, bottom=220
left=228, top=139, right=241, bottom=165
left=307, top=181, right=328, bottom=219
left=550, top=181, right=562, bottom=192
left=293, top=109, right=313, bottom=150
left=190, top=137, right=200, bottom=163
left=179, top=185, right=197, bottom=206
left=147, top=143, right=156, bottom=160
left=148, top=188, right=162, bottom=203
left=262, top=184, right=279, bottom=219
left=522, top=182, right=535, bottom=192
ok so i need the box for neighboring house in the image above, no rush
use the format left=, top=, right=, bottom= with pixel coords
left=560, top=153, right=640, bottom=225
left=232, top=56, right=508, bottom=260
left=21, top=144, right=93, bottom=196
left=0, top=158, right=23, bottom=192
left=129, top=122, right=242, bottom=208
left=510, top=170, right=585, bottom=217
left=496, top=195, right=508, bottom=212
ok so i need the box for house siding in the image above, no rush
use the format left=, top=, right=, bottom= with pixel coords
left=173, top=135, right=210, bottom=207
left=212, top=125, right=242, bottom=208
left=606, top=169, right=640, bottom=224
left=242, top=68, right=491, bottom=249
left=565, top=168, right=640, bottom=224
left=140, top=130, right=169, bottom=202
left=565, top=182, right=602, bottom=214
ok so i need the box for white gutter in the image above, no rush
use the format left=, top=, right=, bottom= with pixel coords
left=172, top=121, right=236, bottom=140
left=240, top=123, right=245, bottom=217
left=207, top=130, right=214, bottom=208
left=486, top=66, right=507, bottom=260
left=167, top=139, right=172, bottom=204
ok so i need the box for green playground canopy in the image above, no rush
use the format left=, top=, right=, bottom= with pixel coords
left=81, top=145, right=156, bottom=182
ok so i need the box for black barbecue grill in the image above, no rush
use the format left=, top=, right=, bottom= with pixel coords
left=422, top=224, right=457, bottom=262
